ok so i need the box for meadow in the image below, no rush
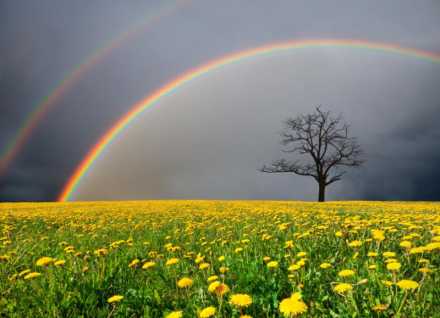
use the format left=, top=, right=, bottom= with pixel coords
left=0, top=201, right=439, bottom=317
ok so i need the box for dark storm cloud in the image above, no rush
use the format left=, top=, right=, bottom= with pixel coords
left=1, top=0, right=440, bottom=201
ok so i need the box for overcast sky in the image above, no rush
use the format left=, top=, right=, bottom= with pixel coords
left=1, top=0, right=440, bottom=201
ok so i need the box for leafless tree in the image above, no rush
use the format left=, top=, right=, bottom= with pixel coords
left=260, top=107, right=364, bottom=202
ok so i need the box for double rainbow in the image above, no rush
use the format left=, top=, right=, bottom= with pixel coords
left=58, top=39, right=440, bottom=201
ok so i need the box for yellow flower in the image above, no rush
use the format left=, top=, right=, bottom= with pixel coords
left=320, top=262, right=331, bottom=269
left=166, top=258, right=179, bottom=266
left=128, top=259, right=140, bottom=268
left=400, top=241, right=412, bottom=249
left=165, top=311, right=183, bottom=318
left=367, top=252, right=378, bottom=257
left=333, top=283, right=352, bottom=294
left=217, top=255, right=225, bottom=262
left=348, top=240, right=362, bottom=248
left=288, top=264, right=301, bottom=272
left=382, top=280, right=393, bottom=287
left=107, top=295, right=124, bottom=303
left=240, top=316, right=253, bottom=318
left=0, top=255, right=10, bottom=262
left=199, top=262, right=210, bottom=270
left=219, top=266, right=229, bottom=274
left=396, top=279, right=419, bottom=290
left=142, top=261, right=156, bottom=269
left=368, top=264, right=377, bottom=270
left=267, top=261, right=279, bottom=269
left=207, top=275, right=219, bottom=282
left=338, top=269, right=355, bottom=278
left=36, top=257, right=54, bottom=267
left=382, top=251, right=396, bottom=258
left=419, top=267, right=432, bottom=274
left=24, top=272, right=41, bottom=280
left=372, top=304, right=388, bottom=312
left=284, top=240, right=294, bottom=249
left=199, top=306, right=216, bottom=318
left=372, top=230, right=385, bottom=241
left=335, top=231, right=343, bottom=237
left=386, top=262, right=401, bottom=271
left=18, top=269, right=31, bottom=277
left=94, top=248, right=108, bottom=256
left=279, top=292, right=308, bottom=316
left=208, top=281, right=230, bottom=296
left=177, top=277, right=193, bottom=288
left=409, top=247, right=425, bottom=254
left=235, top=247, right=243, bottom=253
left=296, top=252, right=307, bottom=258
left=263, top=256, right=271, bottom=263
left=54, top=260, right=66, bottom=267
left=229, top=293, right=252, bottom=308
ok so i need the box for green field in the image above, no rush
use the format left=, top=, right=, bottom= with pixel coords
left=0, top=201, right=439, bottom=317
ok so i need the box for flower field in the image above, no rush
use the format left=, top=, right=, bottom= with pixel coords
left=0, top=201, right=439, bottom=317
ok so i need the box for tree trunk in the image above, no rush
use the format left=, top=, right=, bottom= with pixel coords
left=318, top=182, right=326, bottom=202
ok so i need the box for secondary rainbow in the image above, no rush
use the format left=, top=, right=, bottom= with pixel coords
left=58, top=39, right=440, bottom=201
left=0, top=0, right=190, bottom=176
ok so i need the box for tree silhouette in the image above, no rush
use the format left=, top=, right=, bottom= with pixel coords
left=260, top=107, right=364, bottom=202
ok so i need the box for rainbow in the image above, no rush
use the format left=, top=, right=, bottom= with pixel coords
left=58, top=39, right=440, bottom=201
left=0, top=0, right=190, bottom=176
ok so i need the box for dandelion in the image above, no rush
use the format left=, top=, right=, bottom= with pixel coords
left=284, top=240, right=294, bottom=249
left=419, top=267, right=432, bottom=274
left=372, top=304, right=388, bottom=312
left=54, top=260, right=66, bottom=267
left=396, top=279, right=419, bottom=290
left=142, top=261, right=156, bottom=269
left=36, top=257, right=54, bottom=267
left=367, top=252, right=378, bottom=257
left=166, top=258, right=179, bottom=266
left=382, top=251, right=396, bottom=258
left=177, top=277, right=193, bottom=288
left=338, top=269, right=355, bottom=278
left=372, top=229, right=385, bottom=241
left=107, top=295, right=124, bottom=303
left=18, top=269, right=31, bottom=277
left=230, top=293, right=252, bottom=308
left=263, top=256, right=271, bottom=262
left=24, top=272, right=41, bottom=280
left=400, top=241, right=412, bottom=249
left=128, top=259, right=140, bottom=268
left=296, top=252, right=307, bottom=258
left=219, top=266, right=229, bottom=274
left=207, top=275, right=219, bottom=282
left=279, top=292, right=308, bottom=316
left=288, top=264, right=301, bottom=272
left=320, top=262, right=332, bottom=269
left=348, top=240, right=362, bottom=248
left=208, top=281, right=230, bottom=296
left=199, top=262, right=210, bottom=270
left=235, top=247, right=243, bottom=253
left=199, top=306, right=216, bottom=318
left=267, top=261, right=279, bottom=269
left=333, top=283, right=353, bottom=294
left=386, top=262, right=401, bottom=271
left=165, top=311, right=183, bottom=318
left=217, top=255, right=225, bottom=262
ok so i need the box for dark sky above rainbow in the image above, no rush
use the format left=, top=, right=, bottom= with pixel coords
left=1, top=0, right=440, bottom=202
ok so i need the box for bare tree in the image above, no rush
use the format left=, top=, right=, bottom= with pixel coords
left=260, top=107, right=364, bottom=202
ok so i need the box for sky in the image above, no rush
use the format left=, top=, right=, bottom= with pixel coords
left=1, top=0, right=440, bottom=201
